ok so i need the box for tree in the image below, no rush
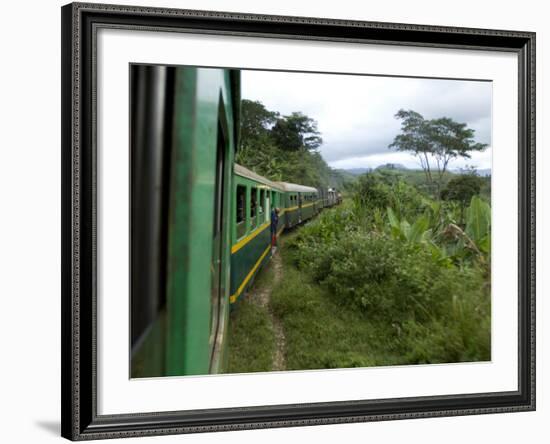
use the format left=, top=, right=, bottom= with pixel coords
left=428, top=117, right=488, bottom=190
left=389, top=109, right=488, bottom=198
left=240, top=99, right=278, bottom=149
left=235, top=100, right=352, bottom=190
left=389, top=110, right=434, bottom=185
left=441, top=172, right=484, bottom=224
left=271, top=112, right=323, bottom=152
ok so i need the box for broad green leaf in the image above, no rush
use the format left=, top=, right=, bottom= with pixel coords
left=465, top=196, right=491, bottom=243
left=409, top=215, right=430, bottom=243
left=387, top=207, right=400, bottom=229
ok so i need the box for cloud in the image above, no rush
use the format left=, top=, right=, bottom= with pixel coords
left=241, top=69, right=492, bottom=170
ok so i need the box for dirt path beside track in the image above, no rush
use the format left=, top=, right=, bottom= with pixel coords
left=249, top=248, right=286, bottom=371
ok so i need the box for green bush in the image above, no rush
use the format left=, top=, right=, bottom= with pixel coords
left=293, top=222, right=488, bottom=322
left=285, top=180, right=491, bottom=365
left=352, top=172, right=427, bottom=222
left=286, top=205, right=357, bottom=268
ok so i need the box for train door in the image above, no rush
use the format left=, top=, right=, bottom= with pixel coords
left=209, top=122, right=226, bottom=368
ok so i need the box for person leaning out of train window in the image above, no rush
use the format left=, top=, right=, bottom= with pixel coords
left=271, top=207, right=279, bottom=252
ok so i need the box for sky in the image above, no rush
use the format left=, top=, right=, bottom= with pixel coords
left=241, top=69, right=492, bottom=171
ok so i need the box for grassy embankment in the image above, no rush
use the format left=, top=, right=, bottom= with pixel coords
left=270, top=231, right=404, bottom=370
left=225, top=265, right=276, bottom=373
left=225, top=229, right=392, bottom=373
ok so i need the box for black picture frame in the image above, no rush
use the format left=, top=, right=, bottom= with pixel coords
left=61, top=2, right=536, bottom=440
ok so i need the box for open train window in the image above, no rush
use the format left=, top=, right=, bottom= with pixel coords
left=250, top=186, right=257, bottom=228
left=236, top=185, right=246, bottom=239
left=259, top=189, right=265, bottom=221
left=264, top=189, right=271, bottom=222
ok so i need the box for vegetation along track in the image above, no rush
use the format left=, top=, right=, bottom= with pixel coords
left=225, top=246, right=287, bottom=374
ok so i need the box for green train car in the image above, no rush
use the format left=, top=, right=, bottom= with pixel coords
left=230, top=165, right=284, bottom=304
left=229, top=166, right=320, bottom=304
left=130, top=65, right=338, bottom=378
left=131, top=65, right=240, bottom=377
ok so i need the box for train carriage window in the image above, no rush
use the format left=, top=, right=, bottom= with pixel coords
left=265, top=190, right=271, bottom=222
left=271, top=190, right=276, bottom=211
left=259, top=189, right=265, bottom=221
left=250, top=186, right=257, bottom=228
left=236, top=185, right=246, bottom=239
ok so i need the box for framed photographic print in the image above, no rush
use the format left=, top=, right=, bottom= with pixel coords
left=61, top=2, right=536, bottom=440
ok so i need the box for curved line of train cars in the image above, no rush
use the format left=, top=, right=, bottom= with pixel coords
left=230, top=164, right=340, bottom=305
left=130, top=65, right=341, bottom=378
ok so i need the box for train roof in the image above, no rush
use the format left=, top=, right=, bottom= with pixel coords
left=275, top=182, right=319, bottom=193
left=234, top=164, right=285, bottom=191
left=233, top=164, right=318, bottom=194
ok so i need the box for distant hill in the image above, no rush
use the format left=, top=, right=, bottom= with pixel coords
left=375, top=163, right=408, bottom=171
left=449, top=168, right=492, bottom=177
left=341, top=164, right=408, bottom=176
left=341, top=165, right=491, bottom=177
left=341, top=167, right=372, bottom=176
left=333, top=169, right=359, bottom=180
left=474, top=168, right=492, bottom=177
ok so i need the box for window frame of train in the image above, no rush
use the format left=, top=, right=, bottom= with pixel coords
left=62, top=3, right=535, bottom=440
left=235, top=184, right=247, bottom=240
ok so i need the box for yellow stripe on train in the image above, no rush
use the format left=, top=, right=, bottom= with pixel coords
left=231, top=221, right=270, bottom=254
left=230, top=244, right=272, bottom=303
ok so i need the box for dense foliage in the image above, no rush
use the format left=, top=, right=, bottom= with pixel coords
left=236, top=99, right=351, bottom=189
left=441, top=171, right=486, bottom=223
left=287, top=170, right=491, bottom=364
